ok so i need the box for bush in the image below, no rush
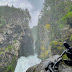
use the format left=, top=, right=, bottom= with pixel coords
left=5, top=56, right=17, bottom=72
left=57, top=12, right=72, bottom=28
left=0, top=16, right=6, bottom=27
left=50, top=40, right=64, bottom=55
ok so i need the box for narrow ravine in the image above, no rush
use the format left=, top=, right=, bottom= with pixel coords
left=14, top=32, right=41, bottom=72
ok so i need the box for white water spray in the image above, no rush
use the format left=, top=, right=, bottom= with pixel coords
left=14, top=54, right=41, bottom=72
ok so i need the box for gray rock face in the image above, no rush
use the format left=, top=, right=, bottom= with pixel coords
left=26, top=55, right=72, bottom=72
left=0, top=6, right=33, bottom=72
left=19, top=34, right=34, bottom=57
left=0, top=23, right=34, bottom=72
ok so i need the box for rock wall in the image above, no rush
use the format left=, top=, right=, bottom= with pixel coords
left=35, top=24, right=52, bottom=60
left=0, top=23, right=34, bottom=72
left=0, top=6, right=34, bottom=72
left=26, top=55, right=72, bottom=72
left=50, top=26, right=72, bottom=56
left=19, top=28, right=34, bottom=57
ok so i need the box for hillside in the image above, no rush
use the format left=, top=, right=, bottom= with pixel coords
left=0, top=5, right=34, bottom=72
left=35, top=0, right=72, bottom=60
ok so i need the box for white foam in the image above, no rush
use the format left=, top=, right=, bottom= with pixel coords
left=14, top=54, right=41, bottom=72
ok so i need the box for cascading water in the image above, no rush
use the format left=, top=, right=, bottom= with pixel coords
left=14, top=40, right=41, bottom=72
left=14, top=54, right=41, bottom=72
left=34, top=40, right=36, bottom=54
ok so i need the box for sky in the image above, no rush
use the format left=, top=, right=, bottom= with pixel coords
left=0, top=0, right=44, bottom=28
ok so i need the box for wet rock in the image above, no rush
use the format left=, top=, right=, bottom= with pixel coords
left=26, top=55, right=72, bottom=72
left=19, top=35, right=34, bottom=57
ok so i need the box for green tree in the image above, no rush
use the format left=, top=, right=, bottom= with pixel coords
left=0, top=16, right=6, bottom=27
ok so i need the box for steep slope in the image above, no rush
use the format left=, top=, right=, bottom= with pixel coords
left=0, top=6, right=34, bottom=72
left=36, top=0, right=72, bottom=60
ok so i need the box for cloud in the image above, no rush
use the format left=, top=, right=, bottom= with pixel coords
left=13, top=0, right=33, bottom=11
left=29, top=10, right=40, bottom=28
left=0, top=1, right=11, bottom=6
left=0, top=0, right=33, bottom=11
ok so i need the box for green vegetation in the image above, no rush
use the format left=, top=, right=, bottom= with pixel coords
left=36, top=0, right=72, bottom=59
left=0, top=16, right=6, bottom=27
left=50, top=40, right=64, bottom=55
left=0, top=45, right=15, bottom=54
left=6, top=45, right=14, bottom=50
left=14, top=40, right=17, bottom=43
left=62, top=54, right=69, bottom=59
left=4, top=56, right=17, bottom=72
left=6, top=65, right=13, bottom=72
left=39, top=44, right=49, bottom=59
left=50, top=40, right=71, bottom=59
left=57, top=11, right=72, bottom=28
left=0, top=5, right=31, bottom=27
left=70, top=36, right=72, bottom=41
left=0, top=51, right=4, bottom=54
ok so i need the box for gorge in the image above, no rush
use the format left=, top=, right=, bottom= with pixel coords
left=0, top=0, right=72, bottom=72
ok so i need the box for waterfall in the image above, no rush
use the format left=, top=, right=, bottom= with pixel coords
left=14, top=54, right=41, bottom=72
left=34, top=40, right=36, bottom=54
left=14, top=39, right=41, bottom=72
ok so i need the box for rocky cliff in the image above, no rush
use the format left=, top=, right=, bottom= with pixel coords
left=35, top=0, right=72, bottom=60
left=0, top=6, right=34, bottom=72
left=26, top=55, right=72, bottom=72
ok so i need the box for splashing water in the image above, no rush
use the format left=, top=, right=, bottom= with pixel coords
left=14, top=54, right=41, bottom=72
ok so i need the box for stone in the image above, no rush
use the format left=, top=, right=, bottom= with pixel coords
left=26, top=55, right=72, bottom=72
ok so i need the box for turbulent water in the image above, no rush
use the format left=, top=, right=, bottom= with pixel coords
left=14, top=54, right=41, bottom=72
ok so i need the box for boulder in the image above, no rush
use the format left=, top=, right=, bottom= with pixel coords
left=26, top=55, right=72, bottom=72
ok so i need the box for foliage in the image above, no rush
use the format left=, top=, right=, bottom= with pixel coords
left=0, top=16, right=6, bottom=27
left=44, top=24, right=50, bottom=30
left=50, top=40, right=65, bottom=55
left=0, top=5, right=31, bottom=27
left=57, top=11, right=72, bottom=27
left=70, top=36, right=72, bottom=41
left=50, top=40, right=63, bottom=48
left=6, top=45, right=14, bottom=51
left=5, top=56, right=17, bottom=72
left=14, top=40, right=17, bottom=43
left=44, top=50, right=49, bottom=56
left=62, top=54, right=69, bottom=60
left=50, top=39, right=72, bottom=60
left=0, top=45, right=14, bottom=54
left=40, top=45, right=45, bottom=50
left=40, top=45, right=46, bottom=59
left=39, top=43, right=51, bottom=60
left=6, top=65, right=13, bottom=72
left=40, top=50, right=48, bottom=60
left=36, top=0, right=72, bottom=59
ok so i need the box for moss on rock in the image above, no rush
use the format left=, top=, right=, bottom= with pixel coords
left=50, top=40, right=64, bottom=55
left=4, top=56, right=17, bottom=72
